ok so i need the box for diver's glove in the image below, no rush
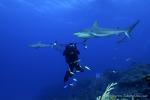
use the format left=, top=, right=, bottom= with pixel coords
left=50, top=41, right=57, bottom=48
left=84, top=45, right=88, bottom=49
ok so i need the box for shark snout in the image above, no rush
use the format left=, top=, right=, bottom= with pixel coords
left=74, top=32, right=80, bottom=36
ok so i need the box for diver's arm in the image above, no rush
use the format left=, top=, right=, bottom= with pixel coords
left=50, top=41, right=65, bottom=52
left=63, top=50, right=66, bottom=56
left=75, top=40, right=88, bottom=49
left=76, top=50, right=80, bottom=55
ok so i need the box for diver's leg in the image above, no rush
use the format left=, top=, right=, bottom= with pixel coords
left=64, top=71, right=70, bottom=82
left=64, top=64, right=74, bottom=82
left=74, top=62, right=84, bottom=72
left=68, top=63, right=74, bottom=72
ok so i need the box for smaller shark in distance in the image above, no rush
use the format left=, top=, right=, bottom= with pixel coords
left=74, top=20, right=139, bottom=40
left=29, top=41, right=50, bottom=49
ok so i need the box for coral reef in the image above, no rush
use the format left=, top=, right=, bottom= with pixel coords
left=48, top=64, right=150, bottom=100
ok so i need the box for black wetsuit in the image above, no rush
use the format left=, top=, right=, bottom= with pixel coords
left=63, top=43, right=84, bottom=82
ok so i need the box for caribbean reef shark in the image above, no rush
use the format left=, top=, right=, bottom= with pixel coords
left=29, top=41, right=61, bottom=49
left=74, top=20, right=139, bottom=40
left=29, top=41, right=50, bottom=49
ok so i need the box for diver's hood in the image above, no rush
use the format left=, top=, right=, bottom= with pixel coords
left=66, top=43, right=77, bottom=50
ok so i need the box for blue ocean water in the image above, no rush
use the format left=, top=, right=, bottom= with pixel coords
left=0, top=0, right=150, bottom=100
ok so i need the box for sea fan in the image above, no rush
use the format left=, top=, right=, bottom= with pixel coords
left=96, top=83, right=117, bottom=100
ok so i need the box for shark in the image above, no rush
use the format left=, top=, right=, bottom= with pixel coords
left=29, top=41, right=50, bottom=49
left=74, top=20, right=139, bottom=40
left=29, top=41, right=62, bottom=50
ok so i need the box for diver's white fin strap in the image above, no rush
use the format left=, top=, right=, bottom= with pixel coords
left=84, top=66, right=91, bottom=70
left=73, top=78, right=78, bottom=82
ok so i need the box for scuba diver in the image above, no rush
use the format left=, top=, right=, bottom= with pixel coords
left=51, top=41, right=91, bottom=83
left=63, top=43, right=84, bottom=82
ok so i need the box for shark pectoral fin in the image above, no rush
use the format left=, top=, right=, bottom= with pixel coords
left=117, top=35, right=127, bottom=44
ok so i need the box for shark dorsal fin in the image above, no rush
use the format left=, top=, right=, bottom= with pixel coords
left=92, top=20, right=99, bottom=27
left=117, top=27, right=120, bottom=29
left=91, top=20, right=100, bottom=32
left=82, top=28, right=91, bottom=32
left=38, top=41, right=42, bottom=44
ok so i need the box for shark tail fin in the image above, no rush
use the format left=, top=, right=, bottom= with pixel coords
left=125, top=20, right=140, bottom=38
